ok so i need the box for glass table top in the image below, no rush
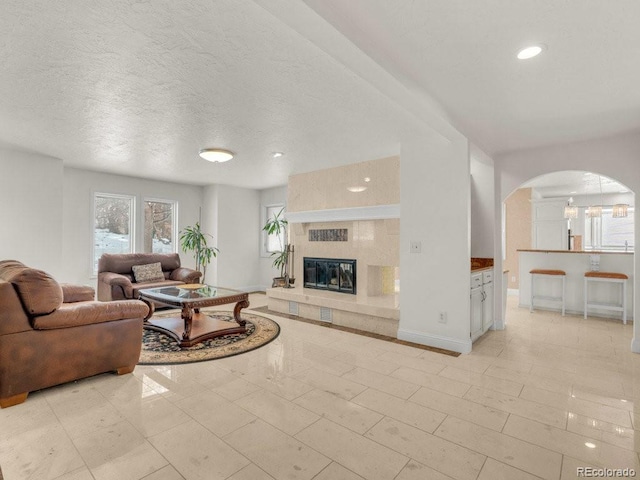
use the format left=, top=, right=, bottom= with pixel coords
left=138, top=284, right=242, bottom=302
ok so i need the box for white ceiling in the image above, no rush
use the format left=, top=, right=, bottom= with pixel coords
left=521, top=171, right=631, bottom=198
left=2, top=1, right=639, bottom=189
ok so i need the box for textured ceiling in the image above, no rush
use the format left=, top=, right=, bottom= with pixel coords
left=1, top=1, right=639, bottom=188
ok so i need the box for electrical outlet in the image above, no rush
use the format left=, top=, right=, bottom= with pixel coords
left=438, top=311, right=447, bottom=324
left=511, top=276, right=516, bottom=282
left=410, top=241, right=422, bottom=253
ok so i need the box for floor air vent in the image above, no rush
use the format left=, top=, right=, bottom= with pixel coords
left=319, top=307, right=332, bottom=322
left=289, top=301, right=299, bottom=316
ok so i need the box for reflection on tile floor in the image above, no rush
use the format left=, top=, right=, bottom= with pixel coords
left=1, top=294, right=639, bottom=479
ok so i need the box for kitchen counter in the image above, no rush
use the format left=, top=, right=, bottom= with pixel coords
left=518, top=249, right=633, bottom=255
left=518, top=250, right=633, bottom=319
left=471, top=257, right=493, bottom=271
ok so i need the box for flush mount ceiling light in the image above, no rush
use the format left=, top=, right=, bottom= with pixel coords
left=347, top=186, right=367, bottom=193
left=517, top=44, right=544, bottom=60
left=199, top=148, right=234, bottom=163
left=272, top=152, right=284, bottom=158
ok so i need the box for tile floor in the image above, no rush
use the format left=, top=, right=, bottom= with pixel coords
left=1, top=294, right=639, bottom=480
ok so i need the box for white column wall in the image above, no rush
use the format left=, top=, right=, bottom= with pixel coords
left=202, top=185, right=220, bottom=286
left=494, top=131, right=640, bottom=352
left=0, top=149, right=64, bottom=276
left=398, top=135, right=472, bottom=354
left=470, top=147, right=495, bottom=258
left=205, top=184, right=261, bottom=291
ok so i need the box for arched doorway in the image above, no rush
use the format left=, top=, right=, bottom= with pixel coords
left=502, top=170, right=634, bottom=324
left=491, top=133, right=640, bottom=353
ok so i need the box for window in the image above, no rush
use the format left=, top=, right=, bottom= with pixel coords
left=93, top=193, right=135, bottom=272
left=263, top=204, right=286, bottom=255
left=585, top=207, right=634, bottom=251
left=143, top=199, right=176, bottom=253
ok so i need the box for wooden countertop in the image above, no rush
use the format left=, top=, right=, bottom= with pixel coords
left=471, top=257, right=493, bottom=271
left=518, top=249, right=633, bottom=255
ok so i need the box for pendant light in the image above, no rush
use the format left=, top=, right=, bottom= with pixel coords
left=612, top=204, right=629, bottom=218
left=563, top=197, right=578, bottom=219
left=586, top=175, right=604, bottom=218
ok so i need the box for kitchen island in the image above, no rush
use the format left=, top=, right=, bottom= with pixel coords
left=518, top=249, right=633, bottom=320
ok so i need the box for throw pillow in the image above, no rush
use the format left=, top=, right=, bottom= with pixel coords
left=132, top=262, right=164, bottom=283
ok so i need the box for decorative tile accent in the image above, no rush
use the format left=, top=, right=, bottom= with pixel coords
left=309, top=229, right=348, bottom=241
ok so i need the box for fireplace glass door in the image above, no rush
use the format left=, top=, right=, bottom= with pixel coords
left=303, top=258, right=356, bottom=294
left=328, top=262, right=339, bottom=290
left=339, top=262, right=354, bottom=293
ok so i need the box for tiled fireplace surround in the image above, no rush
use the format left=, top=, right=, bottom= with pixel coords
left=266, top=156, right=400, bottom=336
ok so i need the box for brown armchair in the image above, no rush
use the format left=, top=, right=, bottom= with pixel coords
left=97, top=253, right=202, bottom=302
left=0, top=260, right=149, bottom=408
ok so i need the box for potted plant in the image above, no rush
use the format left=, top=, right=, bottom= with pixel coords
left=179, top=222, right=219, bottom=280
left=263, top=208, right=294, bottom=287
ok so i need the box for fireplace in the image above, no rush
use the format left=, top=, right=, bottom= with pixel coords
left=303, top=257, right=356, bottom=294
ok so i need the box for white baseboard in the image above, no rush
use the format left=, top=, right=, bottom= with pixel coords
left=397, top=328, right=472, bottom=354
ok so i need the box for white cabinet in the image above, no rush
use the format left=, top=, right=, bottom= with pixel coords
left=482, top=280, right=494, bottom=331
left=471, top=290, right=483, bottom=341
left=531, top=199, right=568, bottom=250
left=471, top=269, right=493, bottom=342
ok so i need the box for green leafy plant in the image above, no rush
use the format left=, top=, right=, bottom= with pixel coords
left=179, top=222, right=219, bottom=278
left=263, top=208, right=288, bottom=278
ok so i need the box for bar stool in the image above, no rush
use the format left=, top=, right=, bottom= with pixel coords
left=583, top=272, right=628, bottom=324
left=530, top=269, right=566, bottom=316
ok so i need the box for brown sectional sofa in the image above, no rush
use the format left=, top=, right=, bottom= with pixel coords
left=0, top=260, right=149, bottom=408
left=97, top=253, right=202, bottom=302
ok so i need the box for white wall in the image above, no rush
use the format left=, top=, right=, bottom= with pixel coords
left=399, top=135, right=472, bottom=354
left=62, top=168, right=203, bottom=285
left=494, top=131, right=640, bottom=352
left=259, top=185, right=287, bottom=289
left=204, top=184, right=262, bottom=291
left=470, top=146, right=495, bottom=258
left=0, top=148, right=64, bottom=276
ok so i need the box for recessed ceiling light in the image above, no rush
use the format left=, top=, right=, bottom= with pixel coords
left=584, top=442, right=596, bottom=449
left=199, top=148, right=234, bottom=163
left=347, top=186, right=367, bottom=193
left=272, top=152, right=284, bottom=158
left=364, top=177, right=371, bottom=183
left=517, top=45, right=544, bottom=60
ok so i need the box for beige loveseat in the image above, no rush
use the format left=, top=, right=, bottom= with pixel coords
left=97, top=253, right=202, bottom=302
left=0, top=260, right=149, bottom=408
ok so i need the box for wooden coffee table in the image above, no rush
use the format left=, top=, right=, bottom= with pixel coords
left=138, top=284, right=250, bottom=347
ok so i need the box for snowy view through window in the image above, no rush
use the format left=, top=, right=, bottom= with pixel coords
left=94, top=194, right=134, bottom=272
left=144, top=200, right=175, bottom=254
left=94, top=229, right=172, bottom=269
left=93, top=195, right=177, bottom=272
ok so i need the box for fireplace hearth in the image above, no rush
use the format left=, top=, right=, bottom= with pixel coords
left=303, top=257, right=356, bottom=294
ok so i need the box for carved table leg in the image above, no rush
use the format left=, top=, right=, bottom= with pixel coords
left=182, top=305, right=193, bottom=340
left=233, top=299, right=250, bottom=326
left=140, top=298, right=155, bottom=321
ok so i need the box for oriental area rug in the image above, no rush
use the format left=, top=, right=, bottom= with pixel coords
left=138, top=310, right=280, bottom=365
